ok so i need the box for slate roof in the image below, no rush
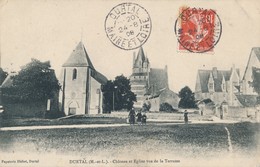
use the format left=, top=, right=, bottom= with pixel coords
left=242, top=47, right=260, bottom=80
left=63, top=41, right=108, bottom=84
left=91, top=70, right=107, bottom=84
left=197, top=68, right=238, bottom=93
left=235, top=94, right=258, bottom=107
left=146, top=68, right=168, bottom=95
left=148, top=88, right=178, bottom=99
left=62, top=41, right=95, bottom=68
left=133, top=47, right=149, bottom=68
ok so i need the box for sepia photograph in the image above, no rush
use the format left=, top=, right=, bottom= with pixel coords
left=0, top=0, right=259, bottom=166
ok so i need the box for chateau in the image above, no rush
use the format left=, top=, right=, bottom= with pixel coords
left=59, top=42, right=107, bottom=115
left=194, top=66, right=241, bottom=106
left=129, top=47, right=179, bottom=110
left=195, top=47, right=260, bottom=107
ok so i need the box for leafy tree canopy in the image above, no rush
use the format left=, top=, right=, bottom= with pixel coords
left=252, top=67, right=260, bottom=95
left=2, top=59, right=60, bottom=103
left=102, top=75, right=136, bottom=113
left=178, top=86, right=196, bottom=108
left=251, top=67, right=260, bottom=104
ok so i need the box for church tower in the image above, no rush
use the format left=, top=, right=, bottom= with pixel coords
left=130, top=47, right=150, bottom=108
left=60, top=42, right=107, bottom=115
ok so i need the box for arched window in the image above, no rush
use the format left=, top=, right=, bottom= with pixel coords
left=72, top=68, right=77, bottom=80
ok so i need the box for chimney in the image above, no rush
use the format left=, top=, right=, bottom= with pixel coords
left=212, top=67, right=218, bottom=79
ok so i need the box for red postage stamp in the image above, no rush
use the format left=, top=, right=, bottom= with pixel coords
left=175, top=7, right=222, bottom=53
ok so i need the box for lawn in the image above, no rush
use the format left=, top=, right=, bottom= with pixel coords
left=0, top=116, right=126, bottom=127
left=0, top=122, right=259, bottom=163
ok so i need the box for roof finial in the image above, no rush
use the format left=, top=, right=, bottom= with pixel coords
left=81, top=27, right=83, bottom=42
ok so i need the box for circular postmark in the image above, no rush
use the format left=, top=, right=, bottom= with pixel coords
left=174, top=7, right=222, bottom=53
left=105, top=3, right=152, bottom=50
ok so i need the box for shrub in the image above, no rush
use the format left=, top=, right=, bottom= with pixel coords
left=142, top=101, right=151, bottom=112
left=159, top=103, right=177, bottom=112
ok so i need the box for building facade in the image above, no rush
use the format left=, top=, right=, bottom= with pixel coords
left=129, top=47, right=179, bottom=109
left=59, top=42, right=107, bottom=115
left=195, top=66, right=241, bottom=106
left=148, top=88, right=179, bottom=112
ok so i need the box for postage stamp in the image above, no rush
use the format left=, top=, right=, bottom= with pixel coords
left=105, top=3, right=152, bottom=50
left=174, top=7, right=222, bottom=53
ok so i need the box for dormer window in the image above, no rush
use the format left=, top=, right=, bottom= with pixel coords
left=72, top=68, right=77, bottom=80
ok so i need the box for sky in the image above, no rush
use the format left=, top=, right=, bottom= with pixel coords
left=1, top=0, right=260, bottom=92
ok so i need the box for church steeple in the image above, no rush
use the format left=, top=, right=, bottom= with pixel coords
left=62, top=41, right=95, bottom=69
left=133, top=47, right=146, bottom=68
left=60, top=41, right=107, bottom=116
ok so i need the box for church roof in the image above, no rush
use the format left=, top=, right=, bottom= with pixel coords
left=136, top=47, right=145, bottom=62
left=91, top=70, right=107, bottom=84
left=62, top=41, right=95, bottom=68
left=133, top=47, right=146, bottom=68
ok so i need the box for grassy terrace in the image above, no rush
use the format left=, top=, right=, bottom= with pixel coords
left=0, top=116, right=126, bottom=127
left=0, top=122, right=259, bottom=160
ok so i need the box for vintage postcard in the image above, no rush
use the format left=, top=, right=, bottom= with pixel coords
left=0, top=0, right=260, bottom=166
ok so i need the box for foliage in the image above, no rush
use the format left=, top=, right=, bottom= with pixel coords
left=178, top=86, right=197, bottom=108
left=2, top=59, right=60, bottom=103
left=0, top=68, right=8, bottom=85
left=251, top=67, right=260, bottom=96
left=202, top=98, right=213, bottom=104
left=101, top=80, right=114, bottom=113
left=102, top=75, right=136, bottom=113
left=142, top=101, right=151, bottom=112
left=159, top=102, right=177, bottom=112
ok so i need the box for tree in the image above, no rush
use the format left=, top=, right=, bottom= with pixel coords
left=102, top=75, right=136, bottom=112
left=160, top=102, right=177, bottom=112
left=251, top=67, right=260, bottom=103
left=101, top=80, right=114, bottom=113
left=0, top=68, right=8, bottom=85
left=2, top=59, right=60, bottom=103
left=178, top=86, right=196, bottom=108
left=142, top=101, right=151, bottom=112
left=113, top=75, right=136, bottom=110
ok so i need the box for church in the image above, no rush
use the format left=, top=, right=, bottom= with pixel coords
left=130, top=47, right=179, bottom=110
left=59, top=41, right=107, bottom=115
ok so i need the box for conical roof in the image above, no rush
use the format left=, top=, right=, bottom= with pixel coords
left=136, top=47, right=145, bottom=62
left=134, top=47, right=146, bottom=68
left=62, top=41, right=95, bottom=68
